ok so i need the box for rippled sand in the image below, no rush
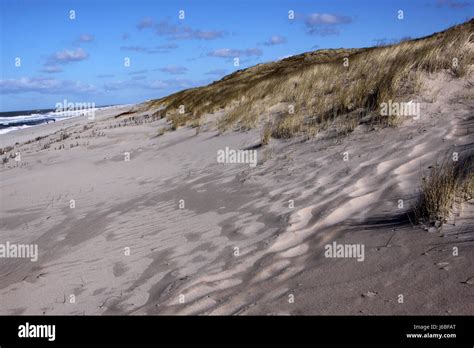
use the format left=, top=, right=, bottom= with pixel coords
left=0, top=73, right=473, bottom=315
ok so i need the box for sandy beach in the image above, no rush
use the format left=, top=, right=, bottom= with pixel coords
left=0, top=70, right=473, bottom=315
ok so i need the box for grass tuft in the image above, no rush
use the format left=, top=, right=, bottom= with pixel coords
left=414, top=155, right=474, bottom=225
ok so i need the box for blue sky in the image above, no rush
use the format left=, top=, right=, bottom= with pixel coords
left=0, top=0, right=472, bottom=111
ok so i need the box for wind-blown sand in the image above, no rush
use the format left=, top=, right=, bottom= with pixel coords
left=0, top=73, right=473, bottom=315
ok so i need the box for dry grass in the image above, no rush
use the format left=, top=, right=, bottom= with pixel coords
left=414, top=155, right=474, bottom=225
left=169, top=114, right=188, bottom=130
left=143, top=20, right=473, bottom=140
left=271, top=112, right=305, bottom=139
left=261, top=122, right=272, bottom=145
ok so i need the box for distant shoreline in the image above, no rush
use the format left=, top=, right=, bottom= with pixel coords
left=0, top=104, right=134, bottom=135
left=0, top=104, right=119, bottom=117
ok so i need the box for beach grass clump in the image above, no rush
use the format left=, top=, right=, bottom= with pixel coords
left=271, top=113, right=305, bottom=139
left=0, top=146, right=14, bottom=156
left=414, top=156, right=474, bottom=225
left=168, top=113, right=188, bottom=130
left=335, top=112, right=362, bottom=138
left=59, top=131, right=70, bottom=141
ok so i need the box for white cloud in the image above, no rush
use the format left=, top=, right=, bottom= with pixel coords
left=305, top=13, right=352, bottom=26
left=0, top=77, right=96, bottom=94
left=120, top=44, right=178, bottom=54
left=159, top=66, right=188, bottom=75
left=208, top=48, right=262, bottom=58
left=49, top=48, right=88, bottom=64
left=264, top=35, right=287, bottom=45
left=303, top=13, right=352, bottom=36
left=137, top=17, right=155, bottom=30
left=138, top=18, right=225, bottom=40
left=40, top=66, right=63, bottom=73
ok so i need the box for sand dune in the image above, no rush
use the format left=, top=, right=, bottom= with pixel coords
left=0, top=70, right=472, bottom=315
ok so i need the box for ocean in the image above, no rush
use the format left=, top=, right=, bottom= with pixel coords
left=0, top=105, right=118, bottom=135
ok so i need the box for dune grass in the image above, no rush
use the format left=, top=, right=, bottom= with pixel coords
left=261, top=123, right=272, bottom=145
left=143, top=20, right=473, bottom=140
left=414, top=155, right=474, bottom=225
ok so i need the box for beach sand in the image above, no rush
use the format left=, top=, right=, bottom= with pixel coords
left=0, top=73, right=473, bottom=315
